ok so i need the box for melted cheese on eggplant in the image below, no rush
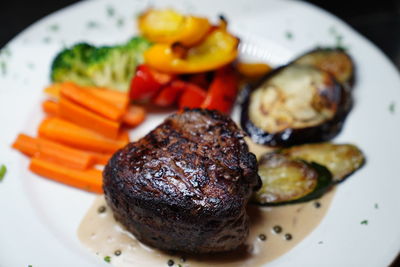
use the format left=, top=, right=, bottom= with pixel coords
left=249, top=65, right=337, bottom=133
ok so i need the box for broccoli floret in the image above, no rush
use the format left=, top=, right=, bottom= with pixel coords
left=50, top=37, right=152, bottom=92
left=51, top=43, right=96, bottom=86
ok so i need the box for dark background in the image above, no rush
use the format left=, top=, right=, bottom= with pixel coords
left=1, top=0, right=399, bottom=265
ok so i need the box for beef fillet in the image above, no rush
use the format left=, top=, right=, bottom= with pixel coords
left=103, top=109, right=261, bottom=254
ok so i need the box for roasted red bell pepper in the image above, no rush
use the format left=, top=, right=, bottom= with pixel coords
left=130, top=64, right=238, bottom=113
left=152, top=80, right=186, bottom=107
left=129, top=64, right=174, bottom=101
left=153, top=80, right=207, bottom=108
left=178, top=83, right=207, bottom=109
left=201, top=65, right=238, bottom=114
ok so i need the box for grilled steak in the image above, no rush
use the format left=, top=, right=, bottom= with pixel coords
left=103, top=109, right=261, bottom=254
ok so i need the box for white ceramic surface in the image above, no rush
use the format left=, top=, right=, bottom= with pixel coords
left=0, top=0, right=399, bottom=266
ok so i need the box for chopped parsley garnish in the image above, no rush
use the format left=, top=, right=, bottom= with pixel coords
left=328, top=25, right=348, bottom=50
left=329, top=26, right=337, bottom=35
left=117, top=17, right=125, bottom=27
left=27, top=62, right=35, bottom=70
left=374, top=203, right=379, bottom=209
left=0, top=165, right=7, bottom=181
left=0, top=61, right=6, bottom=76
left=104, top=256, right=111, bottom=263
left=49, top=24, right=60, bottom=32
left=107, top=6, right=115, bottom=17
left=360, top=220, right=368, bottom=225
left=87, top=21, right=100, bottom=29
left=43, top=36, right=51, bottom=43
left=389, top=102, right=396, bottom=114
left=1, top=46, right=11, bottom=57
left=285, top=31, right=293, bottom=40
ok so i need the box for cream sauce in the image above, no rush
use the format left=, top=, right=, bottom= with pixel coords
left=78, top=139, right=335, bottom=267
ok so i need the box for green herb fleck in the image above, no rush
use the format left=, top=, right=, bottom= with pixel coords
left=361, top=220, right=368, bottom=225
left=43, top=36, right=51, bottom=43
left=0, top=164, right=7, bottom=181
left=329, top=26, right=337, bottom=35
left=104, top=256, right=111, bottom=263
left=49, top=24, right=60, bottom=32
left=389, top=102, right=396, bottom=114
left=0, top=61, right=7, bottom=76
left=28, top=265, right=32, bottom=267
left=178, top=264, right=183, bottom=267
left=27, top=62, right=35, bottom=70
left=1, top=46, right=11, bottom=57
left=5, top=48, right=11, bottom=57
left=335, top=35, right=345, bottom=48
left=87, top=21, right=100, bottom=29
left=107, top=6, right=115, bottom=17
left=374, top=203, right=379, bottom=209
left=117, top=17, right=125, bottom=27
left=285, top=31, right=293, bottom=40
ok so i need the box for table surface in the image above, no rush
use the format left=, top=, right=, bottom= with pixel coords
left=1, top=0, right=399, bottom=266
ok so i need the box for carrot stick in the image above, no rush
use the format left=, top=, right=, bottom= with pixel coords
left=122, top=105, right=146, bottom=127
left=44, top=83, right=130, bottom=111
left=42, top=100, right=59, bottom=116
left=88, top=151, right=114, bottom=165
left=86, top=87, right=129, bottom=110
left=117, top=130, right=130, bottom=143
left=44, top=83, right=62, bottom=100
left=12, top=134, right=94, bottom=170
left=38, top=117, right=127, bottom=153
left=87, top=131, right=129, bottom=165
left=60, top=82, right=125, bottom=121
left=59, top=96, right=120, bottom=139
left=29, top=156, right=103, bottom=193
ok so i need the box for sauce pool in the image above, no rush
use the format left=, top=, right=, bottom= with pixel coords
left=77, top=139, right=336, bottom=266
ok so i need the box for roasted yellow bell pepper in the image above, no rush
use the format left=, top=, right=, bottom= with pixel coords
left=144, top=28, right=239, bottom=74
left=138, top=9, right=211, bottom=47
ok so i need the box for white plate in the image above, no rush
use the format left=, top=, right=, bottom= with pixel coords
left=1, top=0, right=399, bottom=266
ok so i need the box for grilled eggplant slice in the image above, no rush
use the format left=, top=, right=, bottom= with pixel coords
left=282, top=143, right=365, bottom=183
left=241, top=64, right=351, bottom=147
left=293, top=48, right=355, bottom=89
left=252, top=152, right=333, bottom=206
